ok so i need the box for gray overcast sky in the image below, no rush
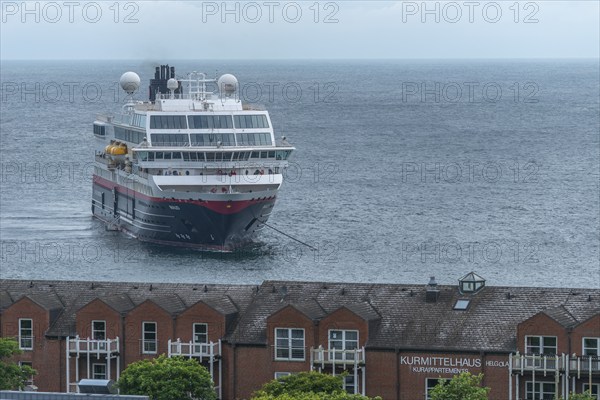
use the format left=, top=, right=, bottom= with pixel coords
left=1, top=1, right=598, bottom=59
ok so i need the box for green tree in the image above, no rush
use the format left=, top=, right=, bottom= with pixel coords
left=556, top=392, right=596, bottom=400
left=252, top=371, right=381, bottom=400
left=0, top=337, right=36, bottom=390
left=254, top=371, right=345, bottom=396
left=117, top=355, right=216, bottom=400
left=429, top=372, right=490, bottom=400
left=252, top=392, right=380, bottom=400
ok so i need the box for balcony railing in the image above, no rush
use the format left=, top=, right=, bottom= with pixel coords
left=167, top=339, right=221, bottom=360
left=68, top=336, right=119, bottom=356
left=310, top=346, right=366, bottom=368
left=510, top=353, right=600, bottom=376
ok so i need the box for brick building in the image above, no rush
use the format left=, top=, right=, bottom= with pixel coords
left=1, top=274, right=598, bottom=399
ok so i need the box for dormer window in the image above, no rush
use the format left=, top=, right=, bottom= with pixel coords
left=458, top=272, right=486, bottom=294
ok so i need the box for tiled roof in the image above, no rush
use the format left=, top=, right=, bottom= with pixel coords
left=0, top=291, right=14, bottom=310
left=98, top=294, right=135, bottom=313
left=0, top=279, right=598, bottom=353
left=201, top=296, right=239, bottom=316
left=0, top=280, right=255, bottom=337
left=543, top=305, right=579, bottom=328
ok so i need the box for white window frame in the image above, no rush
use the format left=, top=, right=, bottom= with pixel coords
left=92, top=363, right=107, bottom=380
left=583, top=383, right=599, bottom=399
left=193, top=323, right=208, bottom=354
left=18, top=318, right=33, bottom=350
left=426, top=378, right=442, bottom=400
left=583, top=337, right=600, bottom=356
left=142, top=322, right=157, bottom=354
left=19, top=361, right=34, bottom=386
left=525, top=381, right=556, bottom=400
left=274, top=372, right=292, bottom=380
left=328, top=329, right=359, bottom=361
left=92, top=320, right=106, bottom=340
left=274, top=328, right=305, bottom=361
left=525, top=335, right=557, bottom=355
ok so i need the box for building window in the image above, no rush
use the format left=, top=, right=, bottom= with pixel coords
left=274, top=372, right=292, bottom=380
left=344, top=375, right=357, bottom=394
left=19, top=319, right=33, bottom=350
left=93, top=363, right=107, bottom=380
left=329, top=330, right=359, bottom=361
left=426, top=378, right=442, bottom=400
left=525, top=381, right=556, bottom=400
left=583, top=383, right=599, bottom=399
left=92, top=320, right=106, bottom=340
left=275, top=328, right=305, bottom=361
left=142, top=322, right=157, bottom=354
left=193, top=323, right=208, bottom=353
left=583, top=337, right=600, bottom=356
left=525, top=336, right=557, bottom=355
left=19, top=361, right=34, bottom=386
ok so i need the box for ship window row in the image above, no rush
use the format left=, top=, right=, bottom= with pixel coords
left=148, top=133, right=273, bottom=147
left=234, top=114, right=269, bottom=129
left=132, top=113, right=147, bottom=128
left=191, top=133, right=235, bottom=147
left=188, top=115, right=233, bottom=129
left=115, top=126, right=145, bottom=144
left=150, top=114, right=269, bottom=130
left=150, top=115, right=187, bottom=129
left=137, top=150, right=290, bottom=162
left=93, top=124, right=106, bottom=136
left=237, top=132, right=272, bottom=146
left=150, top=134, right=189, bottom=147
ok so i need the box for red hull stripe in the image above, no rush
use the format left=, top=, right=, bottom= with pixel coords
left=93, top=175, right=275, bottom=215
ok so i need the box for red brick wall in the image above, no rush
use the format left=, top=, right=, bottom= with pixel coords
left=571, top=315, right=600, bottom=355
left=0, top=297, right=62, bottom=392
left=123, top=300, right=173, bottom=365
left=234, top=345, right=271, bottom=399
left=365, top=350, right=396, bottom=399
left=318, top=307, right=368, bottom=349
left=175, top=301, right=226, bottom=342
left=517, top=313, right=568, bottom=353
left=75, top=299, right=121, bottom=339
left=398, top=351, right=484, bottom=400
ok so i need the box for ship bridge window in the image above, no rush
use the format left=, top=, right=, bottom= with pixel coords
left=150, top=115, right=187, bottom=129
left=191, top=133, right=235, bottom=146
left=93, top=123, right=106, bottom=136
left=237, top=133, right=272, bottom=146
left=181, top=152, right=206, bottom=162
left=234, top=114, right=269, bottom=129
left=188, top=115, right=233, bottom=129
left=132, top=113, right=147, bottom=128
left=150, top=134, right=190, bottom=147
left=115, top=126, right=145, bottom=144
left=275, top=150, right=291, bottom=160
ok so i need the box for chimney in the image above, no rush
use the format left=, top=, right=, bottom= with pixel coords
left=425, top=276, right=440, bottom=303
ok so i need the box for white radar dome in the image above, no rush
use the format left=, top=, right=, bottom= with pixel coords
left=120, top=71, right=141, bottom=94
left=167, top=78, right=179, bottom=91
left=218, top=74, right=238, bottom=95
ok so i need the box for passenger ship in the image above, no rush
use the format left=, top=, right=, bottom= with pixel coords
left=92, top=65, right=294, bottom=251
